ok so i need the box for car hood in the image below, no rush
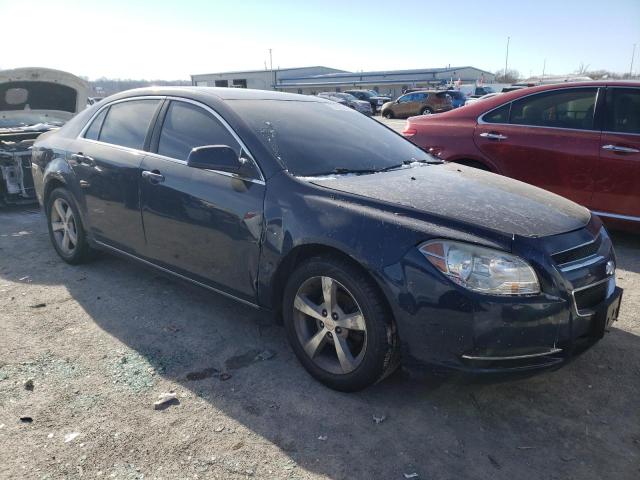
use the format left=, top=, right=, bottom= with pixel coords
left=307, top=163, right=591, bottom=238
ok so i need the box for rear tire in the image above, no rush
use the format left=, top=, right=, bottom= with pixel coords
left=283, top=255, right=399, bottom=392
left=46, top=187, right=94, bottom=264
left=420, top=107, right=433, bottom=115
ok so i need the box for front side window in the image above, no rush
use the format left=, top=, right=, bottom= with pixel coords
left=397, top=94, right=412, bottom=104
left=98, top=99, right=160, bottom=150
left=605, top=88, right=640, bottom=134
left=157, top=101, right=239, bottom=161
left=510, top=88, right=597, bottom=130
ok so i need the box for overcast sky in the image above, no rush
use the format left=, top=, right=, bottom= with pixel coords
left=1, top=0, right=638, bottom=80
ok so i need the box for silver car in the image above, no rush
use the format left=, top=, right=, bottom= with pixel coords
left=317, top=92, right=372, bottom=116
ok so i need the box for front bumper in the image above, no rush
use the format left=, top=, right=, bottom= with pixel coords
left=382, top=221, right=621, bottom=375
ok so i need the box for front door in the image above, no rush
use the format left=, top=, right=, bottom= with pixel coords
left=70, top=98, right=162, bottom=253
left=592, top=87, right=640, bottom=221
left=394, top=93, right=416, bottom=117
left=139, top=100, right=265, bottom=302
left=474, top=87, right=601, bottom=207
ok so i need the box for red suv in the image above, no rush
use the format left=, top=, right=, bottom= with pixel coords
left=402, top=82, right=640, bottom=230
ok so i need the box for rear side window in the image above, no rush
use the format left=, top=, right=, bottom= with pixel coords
left=605, top=88, right=640, bottom=134
left=482, top=103, right=511, bottom=124
left=83, top=108, right=108, bottom=140
left=157, top=101, right=239, bottom=161
left=98, top=100, right=160, bottom=150
left=510, top=88, right=597, bottom=130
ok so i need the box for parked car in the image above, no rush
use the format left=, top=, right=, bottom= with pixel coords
left=32, top=87, right=622, bottom=391
left=381, top=91, right=452, bottom=118
left=464, top=92, right=501, bottom=106
left=457, top=85, right=495, bottom=99
left=344, top=89, right=391, bottom=113
left=445, top=90, right=466, bottom=108
left=317, top=92, right=372, bottom=115
left=0, top=67, right=89, bottom=205
left=402, top=81, right=640, bottom=230
left=87, top=97, right=104, bottom=106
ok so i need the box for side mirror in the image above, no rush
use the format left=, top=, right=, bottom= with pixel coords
left=187, top=145, right=254, bottom=177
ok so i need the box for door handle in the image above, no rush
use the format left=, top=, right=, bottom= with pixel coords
left=479, top=132, right=508, bottom=141
left=71, top=153, right=95, bottom=166
left=141, top=170, right=165, bottom=183
left=601, top=144, right=640, bottom=154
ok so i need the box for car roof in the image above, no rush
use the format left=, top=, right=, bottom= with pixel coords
left=415, top=80, right=640, bottom=121
left=103, top=86, right=326, bottom=103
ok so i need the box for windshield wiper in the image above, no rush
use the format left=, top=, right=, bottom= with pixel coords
left=308, top=158, right=439, bottom=177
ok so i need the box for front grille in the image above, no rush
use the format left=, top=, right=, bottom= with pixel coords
left=552, top=233, right=601, bottom=265
left=574, top=281, right=608, bottom=312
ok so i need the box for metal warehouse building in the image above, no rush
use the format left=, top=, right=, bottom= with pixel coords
left=191, top=66, right=495, bottom=99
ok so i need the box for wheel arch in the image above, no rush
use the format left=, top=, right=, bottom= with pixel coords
left=268, top=243, right=396, bottom=328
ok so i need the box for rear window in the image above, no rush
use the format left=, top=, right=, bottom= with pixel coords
left=84, top=108, right=108, bottom=140
left=230, top=99, right=431, bottom=176
left=482, top=103, right=511, bottom=123
left=510, top=88, right=597, bottom=130
left=98, top=99, right=160, bottom=150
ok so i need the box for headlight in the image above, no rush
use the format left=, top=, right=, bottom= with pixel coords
left=419, top=240, right=540, bottom=296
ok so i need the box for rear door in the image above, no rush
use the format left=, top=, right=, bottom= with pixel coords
left=473, top=87, right=601, bottom=207
left=139, top=99, right=265, bottom=302
left=71, top=98, right=162, bottom=253
left=592, top=87, right=640, bottom=220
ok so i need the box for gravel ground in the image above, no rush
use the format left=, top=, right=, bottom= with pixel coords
left=1, top=205, right=639, bottom=480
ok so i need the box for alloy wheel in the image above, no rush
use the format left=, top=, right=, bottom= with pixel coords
left=292, top=276, right=367, bottom=375
left=50, top=198, right=78, bottom=255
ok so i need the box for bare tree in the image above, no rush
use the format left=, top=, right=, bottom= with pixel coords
left=494, top=69, right=520, bottom=83
left=575, top=63, right=591, bottom=75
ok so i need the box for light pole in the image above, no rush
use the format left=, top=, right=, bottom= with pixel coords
left=504, top=36, right=510, bottom=81
left=542, top=58, right=546, bottom=81
left=631, top=43, right=636, bottom=77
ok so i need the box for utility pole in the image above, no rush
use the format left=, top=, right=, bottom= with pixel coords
left=542, top=58, right=546, bottom=81
left=504, top=36, right=510, bottom=80
left=631, top=43, right=636, bottom=77
left=269, top=48, right=273, bottom=71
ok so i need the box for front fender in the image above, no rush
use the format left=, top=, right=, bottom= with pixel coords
left=256, top=171, right=512, bottom=311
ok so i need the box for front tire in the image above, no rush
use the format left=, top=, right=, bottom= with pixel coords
left=382, top=110, right=394, bottom=119
left=283, top=256, right=399, bottom=391
left=46, top=188, right=94, bottom=264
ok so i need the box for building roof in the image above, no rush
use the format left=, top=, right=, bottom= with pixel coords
left=281, top=66, right=495, bottom=81
left=191, top=66, right=346, bottom=79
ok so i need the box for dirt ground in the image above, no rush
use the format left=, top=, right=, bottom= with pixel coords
left=1, top=206, right=639, bottom=480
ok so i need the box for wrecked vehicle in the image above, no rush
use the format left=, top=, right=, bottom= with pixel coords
left=32, top=87, right=623, bottom=391
left=0, top=68, right=88, bottom=204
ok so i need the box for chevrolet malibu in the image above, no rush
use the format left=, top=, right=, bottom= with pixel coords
left=32, top=87, right=622, bottom=391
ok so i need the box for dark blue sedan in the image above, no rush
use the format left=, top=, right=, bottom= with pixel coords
left=31, top=87, right=622, bottom=391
